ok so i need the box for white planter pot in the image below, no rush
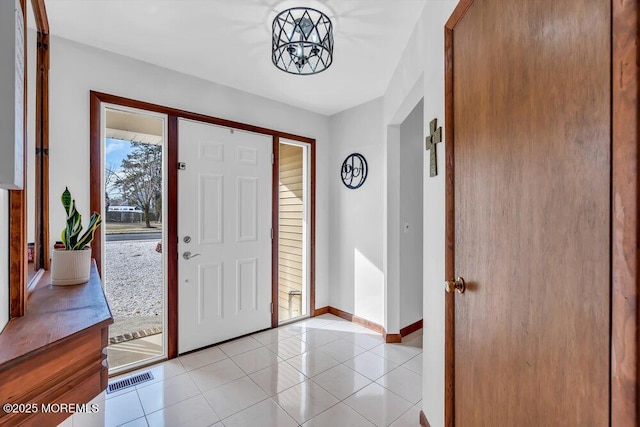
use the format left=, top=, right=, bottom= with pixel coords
left=51, top=248, right=92, bottom=286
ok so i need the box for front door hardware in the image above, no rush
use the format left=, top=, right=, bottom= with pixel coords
left=182, top=251, right=201, bottom=260
left=178, top=162, right=186, bottom=170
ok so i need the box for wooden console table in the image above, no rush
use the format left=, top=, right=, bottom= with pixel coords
left=0, top=261, right=113, bottom=426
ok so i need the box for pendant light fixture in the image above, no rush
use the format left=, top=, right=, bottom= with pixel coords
left=272, top=7, right=334, bottom=75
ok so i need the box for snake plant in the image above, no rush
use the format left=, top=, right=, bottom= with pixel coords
left=60, top=187, right=102, bottom=250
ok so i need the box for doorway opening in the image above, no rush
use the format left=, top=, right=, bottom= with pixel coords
left=102, top=105, right=168, bottom=373
left=90, top=91, right=317, bottom=358
left=398, top=99, right=424, bottom=333
left=277, top=139, right=311, bottom=324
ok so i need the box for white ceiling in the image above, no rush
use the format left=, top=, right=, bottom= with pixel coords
left=105, top=108, right=163, bottom=145
left=44, top=0, right=427, bottom=116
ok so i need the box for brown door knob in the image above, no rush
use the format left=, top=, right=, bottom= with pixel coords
left=444, top=277, right=465, bottom=294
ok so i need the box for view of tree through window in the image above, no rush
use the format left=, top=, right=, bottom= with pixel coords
left=106, top=139, right=162, bottom=228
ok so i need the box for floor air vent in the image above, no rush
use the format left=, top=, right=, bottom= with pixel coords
left=107, top=371, right=154, bottom=394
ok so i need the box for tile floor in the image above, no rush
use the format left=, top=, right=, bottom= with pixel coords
left=58, top=314, right=424, bottom=427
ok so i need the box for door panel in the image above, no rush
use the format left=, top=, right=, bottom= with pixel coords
left=450, top=0, right=610, bottom=425
left=238, top=177, right=258, bottom=241
left=178, top=119, right=272, bottom=353
left=200, top=174, right=223, bottom=244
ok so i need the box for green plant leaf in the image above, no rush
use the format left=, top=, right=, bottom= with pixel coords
left=60, top=188, right=101, bottom=250
left=74, top=212, right=102, bottom=250
left=64, top=200, right=83, bottom=249
left=61, top=187, right=72, bottom=217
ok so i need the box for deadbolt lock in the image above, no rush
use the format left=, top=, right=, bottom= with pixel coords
left=444, top=277, right=466, bottom=294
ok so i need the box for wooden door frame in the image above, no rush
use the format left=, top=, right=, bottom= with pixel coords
left=89, top=91, right=317, bottom=359
left=443, top=0, right=638, bottom=425
left=9, top=0, right=50, bottom=318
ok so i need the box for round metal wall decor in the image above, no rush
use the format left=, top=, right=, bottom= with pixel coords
left=341, top=153, right=368, bottom=189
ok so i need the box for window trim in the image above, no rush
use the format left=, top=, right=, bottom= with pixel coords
left=9, top=0, right=49, bottom=318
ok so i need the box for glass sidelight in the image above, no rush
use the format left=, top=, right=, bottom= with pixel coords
left=278, top=140, right=310, bottom=323
left=102, top=105, right=167, bottom=373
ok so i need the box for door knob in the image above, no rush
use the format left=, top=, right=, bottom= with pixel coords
left=444, top=277, right=465, bottom=294
left=183, top=251, right=201, bottom=260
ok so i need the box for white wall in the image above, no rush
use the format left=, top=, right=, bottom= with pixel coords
left=0, top=190, right=9, bottom=333
left=328, top=98, right=385, bottom=326
left=48, top=36, right=330, bottom=309
left=384, top=3, right=457, bottom=426
left=399, top=100, right=424, bottom=329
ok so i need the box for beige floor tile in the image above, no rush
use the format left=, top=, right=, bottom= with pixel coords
left=119, top=417, right=149, bottom=427
left=302, top=402, right=375, bottom=427
left=343, top=351, right=399, bottom=381
left=316, top=338, right=366, bottom=362
left=299, top=329, right=341, bottom=348
left=86, top=314, right=423, bottom=427
left=145, top=394, right=219, bottom=427
left=274, top=380, right=340, bottom=424
left=231, top=346, right=282, bottom=374
left=286, top=349, right=340, bottom=377
left=266, top=337, right=311, bottom=360
left=222, top=398, right=297, bottom=427
left=249, top=361, right=307, bottom=395
left=179, top=346, right=227, bottom=371
left=390, top=403, right=423, bottom=427
left=344, top=383, right=413, bottom=427
left=202, top=376, right=268, bottom=419
left=342, top=331, right=385, bottom=350
left=72, top=390, right=144, bottom=427
left=252, top=328, right=296, bottom=345
left=219, top=336, right=262, bottom=357
left=370, top=343, right=422, bottom=365
left=312, top=364, right=371, bottom=400
left=376, top=366, right=422, bottom=404
left=188, top=358, right=245, bottom=392
left=137, top=373, right=201, bottom=414
left=401, top=354, right=422, bottom=375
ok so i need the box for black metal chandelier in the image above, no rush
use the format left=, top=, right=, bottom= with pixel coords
left=272, top=7, right=334, bottom=75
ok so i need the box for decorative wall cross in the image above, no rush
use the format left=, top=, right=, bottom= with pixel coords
left=425, top=118, right=442, bottom=177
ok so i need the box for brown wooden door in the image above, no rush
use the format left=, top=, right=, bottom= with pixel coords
left=446, top=0, right=611, bottom=425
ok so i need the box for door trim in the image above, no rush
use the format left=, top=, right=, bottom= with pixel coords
left=444, top=3, right=472, bottom=425
left=272, top=136, right=279, bottom=327
left=611, top=0, right=638, bottom=424
left=89, top=91, right=317, bottom=359
left=443, top=1, right=639, bottom=425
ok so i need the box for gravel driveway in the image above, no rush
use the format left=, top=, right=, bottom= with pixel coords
left=105, top=240, right=163, bottom=340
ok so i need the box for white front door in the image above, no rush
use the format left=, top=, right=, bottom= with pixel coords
left=178, top=119, right=272, bottom=354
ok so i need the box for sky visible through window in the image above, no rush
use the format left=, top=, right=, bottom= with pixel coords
left=106, top=137, right=133, bottom=169
left=105, top=138, right=133, bottom=201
